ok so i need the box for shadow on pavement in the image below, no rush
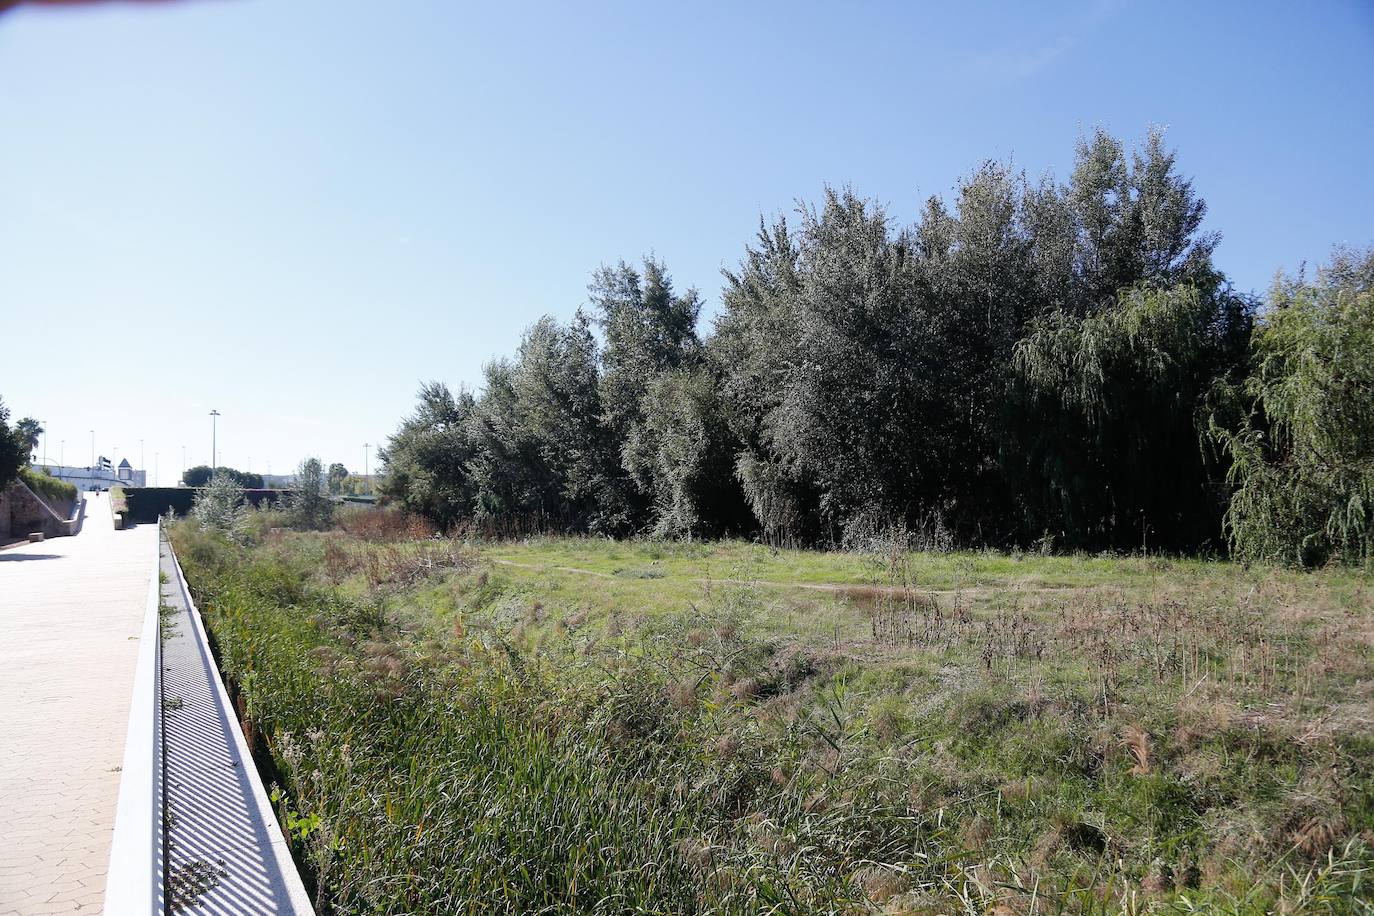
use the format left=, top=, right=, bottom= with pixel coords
left=0, top=553, right=63, bottom=562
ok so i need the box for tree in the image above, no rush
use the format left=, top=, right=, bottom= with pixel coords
left=373, top=127, right=1268, bottom=554
left=327, top=463, right=349, bottom=495
left=378, top=382, right=478, bottom=530
left=591, top=257, right=704, bottom=531
left=712, top=128, right=1233, bottom=547
left=15, top=417, right=42, bottom=461
left=183, top=465, right=262, bottom=489
left=0, top=399, right=27, bottom=490
left=506, top=313, right=622, bottom=532
left=628, top=365, right=748, bottom=538
left=1006, top=285, right=1252, bottom=551
left=1215, top=247, right=1374, bottom=566
left=284, top=457, right=334, bottom=530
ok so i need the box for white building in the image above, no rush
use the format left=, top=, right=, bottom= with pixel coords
left=29, top=458, right=146, bottom=490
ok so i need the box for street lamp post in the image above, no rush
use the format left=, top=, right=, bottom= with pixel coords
left=364, top=443, right=371, bottom=495
left=210, top=410, right=221, bottom=472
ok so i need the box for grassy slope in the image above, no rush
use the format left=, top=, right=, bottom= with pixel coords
left=179, top=525, right=1374, bottom=913
left=19, top=467, right=77, bottom=507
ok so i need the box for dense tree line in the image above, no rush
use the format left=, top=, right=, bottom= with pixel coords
left=182, top=464, right=264, bottom=489
left=380, top=129, right=1372, bottom=565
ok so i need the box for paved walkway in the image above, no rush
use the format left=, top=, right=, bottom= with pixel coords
left=0, top=493, right=157, bottom=915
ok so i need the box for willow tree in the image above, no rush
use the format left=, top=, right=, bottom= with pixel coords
left=1216, top=247, right=1374, bottom=567
left=1007, top=285, right=1252, bottom=551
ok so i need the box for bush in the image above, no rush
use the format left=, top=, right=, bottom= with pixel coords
left=336, top=505, right=436, bottom=541
left=191, top=473, right=248, bottom=536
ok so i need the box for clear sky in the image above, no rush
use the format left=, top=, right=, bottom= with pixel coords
left=2, top=0, right=1371, bottom=484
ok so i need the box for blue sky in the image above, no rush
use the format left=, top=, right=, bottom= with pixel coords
left=2, top=0, right=1371, bottom=483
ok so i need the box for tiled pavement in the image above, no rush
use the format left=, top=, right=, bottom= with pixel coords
left=0, top=493, right=157, bottom=915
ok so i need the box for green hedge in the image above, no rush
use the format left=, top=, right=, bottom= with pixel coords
left=125, top=487, right=289, bottom=523
left=20, top=468, right=77, bottom=506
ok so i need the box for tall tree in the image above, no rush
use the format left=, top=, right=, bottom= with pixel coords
left=378, top=382, right=478, bottom=530
left=1007, top=285, right=1252, bottom=551
left=15, top=417, right=42, bottom=460
left=285, top=457, right=334, bottom=530
left=327, top=463, right=349, bottom=495
left=0, top=398, right=27, bottom=490
left=591, top=257, right=703, bottom=530
left=1215, top=247, right=1374, bottom=566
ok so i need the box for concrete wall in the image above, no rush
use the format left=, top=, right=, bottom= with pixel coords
left=0, top=481, right=83, bottom=540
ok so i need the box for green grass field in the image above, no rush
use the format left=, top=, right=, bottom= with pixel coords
left=173, top=520, right=1374, bottom=913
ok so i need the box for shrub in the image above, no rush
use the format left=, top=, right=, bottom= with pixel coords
left=191, top=473, right=248, bottom=536
left=336, top=504, right=436, bottom=541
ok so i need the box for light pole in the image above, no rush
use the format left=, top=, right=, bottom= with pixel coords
left=140, top=439, right=144, bottom=474
left=41, top=422, right=47, bottom=467
left=181, top=446, right=186, bottom=481
left=364, top=442, right=370, bottom=495
left=210, top=410, right=220, bottom=472
left=90, top=430, right=94, bottom=468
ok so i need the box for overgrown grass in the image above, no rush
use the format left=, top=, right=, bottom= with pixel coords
left=172, top=520, right=1374, bottom=913
left=20, top=467, right=77, bottom=506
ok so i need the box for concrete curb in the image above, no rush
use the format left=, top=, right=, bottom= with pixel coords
left=102, top=524, right=165, bottom=915
left=164, top=538, right=315, bottom=914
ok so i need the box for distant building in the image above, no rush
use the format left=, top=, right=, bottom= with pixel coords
left=31, top=459, right=146, bottom=490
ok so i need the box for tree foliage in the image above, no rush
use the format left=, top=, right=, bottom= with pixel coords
left=0, top=398, right=28, bottom=491
left=375, top=129, right=1369, bottom=564
left=1215, top=247, right=1374, bottom=566
left=1007, top=285, right=1251, bottom=550
left=191, top=471, right=248, bottom=535
left=183, top=465, right=263, bottom=489
left=378, top=382, right=478, bottom=530
left=15, top=417, right=42, bottom=460
left=284, top=457, right=334, bottom=530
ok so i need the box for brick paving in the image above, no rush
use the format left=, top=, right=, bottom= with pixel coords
left=0, top=493, right=157, bottom=915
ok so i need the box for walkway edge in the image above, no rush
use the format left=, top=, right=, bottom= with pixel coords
left=167, top=537, right=315, bottom=914
left=102, top=525, right=165, bottom=915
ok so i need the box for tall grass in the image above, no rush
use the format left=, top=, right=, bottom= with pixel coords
left=172, top=523, right=1374, bottom=914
